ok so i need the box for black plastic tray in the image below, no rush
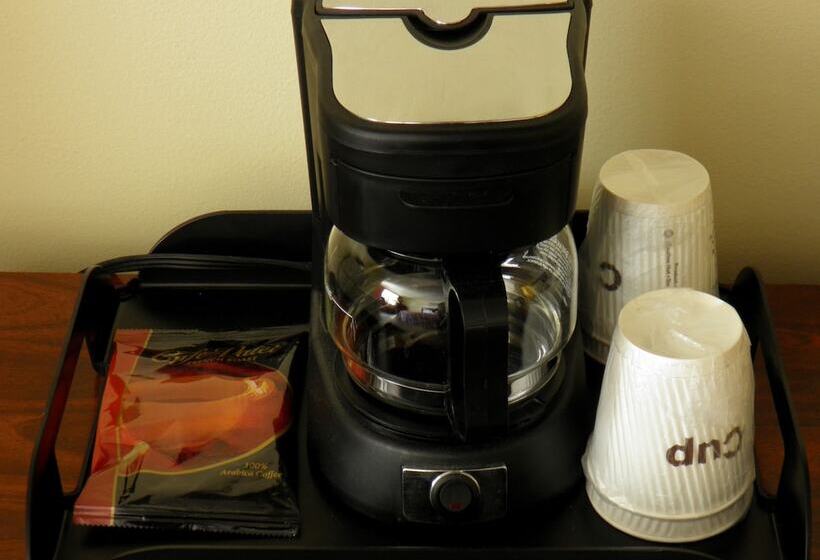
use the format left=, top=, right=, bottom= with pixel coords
left=27, top=211, right=811, bottom=560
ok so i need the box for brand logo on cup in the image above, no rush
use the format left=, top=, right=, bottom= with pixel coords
left=599, top=262, right=621, bottom=291
left=666, top=427, right=742, bottom=466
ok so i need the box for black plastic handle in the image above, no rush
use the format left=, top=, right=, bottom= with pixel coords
left=729, top=267, right=811, bottom=560
left=26, top=269, right=119, bottom=560
left=444, top=257, right=509, bottom=442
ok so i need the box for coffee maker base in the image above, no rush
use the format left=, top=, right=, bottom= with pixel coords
left=307, top=301, right=594, bottom=525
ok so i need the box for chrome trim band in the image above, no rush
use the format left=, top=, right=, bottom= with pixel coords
left=344, top=350, right=561, bottom=414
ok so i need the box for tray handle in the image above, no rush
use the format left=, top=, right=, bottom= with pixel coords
left=26, top=269, right=120, bottom=560
left=730, top=267, right=811, bottom=560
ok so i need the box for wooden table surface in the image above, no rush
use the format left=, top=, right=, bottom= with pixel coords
left=0, top=272, right=817, bottom=559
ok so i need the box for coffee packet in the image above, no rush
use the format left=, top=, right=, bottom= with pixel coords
left=73, top=327, right=305, bottom=536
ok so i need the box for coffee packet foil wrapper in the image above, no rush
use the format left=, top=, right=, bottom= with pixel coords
left=73, top=327, right=306, bottom=536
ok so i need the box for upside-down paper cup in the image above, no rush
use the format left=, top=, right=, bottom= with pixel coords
left=579, top=149, right=718, bottom=363
left=582, top=288, right=755, bottom=542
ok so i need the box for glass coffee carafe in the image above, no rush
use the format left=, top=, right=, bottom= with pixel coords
left=324, top=226, right=578, bottom=419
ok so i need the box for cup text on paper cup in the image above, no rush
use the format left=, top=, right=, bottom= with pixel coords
left=663, top=229, right=680, bottom=288
left=666, top=427, right=742, bottom=467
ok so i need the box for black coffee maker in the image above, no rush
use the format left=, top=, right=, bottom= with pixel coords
left=292, top=0, right=594, bottom=525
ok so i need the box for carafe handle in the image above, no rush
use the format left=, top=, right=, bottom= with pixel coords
left=444, top=257, right=509, bottom=442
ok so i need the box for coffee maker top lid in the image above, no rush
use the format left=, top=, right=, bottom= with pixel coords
left=317, top=0, right=576, bottom=125
left=293, top=0, right=591, bottom=253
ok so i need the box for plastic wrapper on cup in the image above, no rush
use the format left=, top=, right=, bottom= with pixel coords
left=582, top=288, right=755, bottom=542
left=579, top=150, right=718, bottom=363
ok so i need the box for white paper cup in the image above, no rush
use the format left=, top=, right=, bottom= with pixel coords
left=582, top=288, right=755, bottom=542
left=580, top=149, right=718, bottom=363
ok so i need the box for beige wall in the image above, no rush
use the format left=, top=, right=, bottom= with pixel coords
left=1, top=1, right=818, bottom=282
